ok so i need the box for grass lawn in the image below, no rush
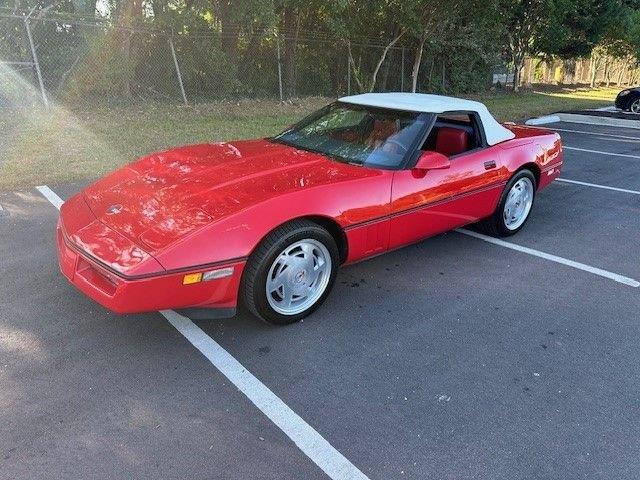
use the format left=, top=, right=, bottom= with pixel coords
left=0, top=86, right=619, bottom=189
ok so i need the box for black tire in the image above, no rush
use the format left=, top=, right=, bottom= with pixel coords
left=241, top=219, right=339, bottom=325
left=478, top=169, right=537, bottom=237
left=629, top=98, right=640, bottom=114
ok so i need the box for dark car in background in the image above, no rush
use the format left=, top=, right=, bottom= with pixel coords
left=615, top=87, right=640, bottom=113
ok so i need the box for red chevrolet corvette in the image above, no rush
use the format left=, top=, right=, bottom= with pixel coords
left=57, top=93, right=562, bottom=324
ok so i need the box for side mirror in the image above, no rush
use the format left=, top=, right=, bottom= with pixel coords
left=413, top=151, right=451, bottom=171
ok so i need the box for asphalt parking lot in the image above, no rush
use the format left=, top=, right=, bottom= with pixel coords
left=2, top=120, right=640, bottom=480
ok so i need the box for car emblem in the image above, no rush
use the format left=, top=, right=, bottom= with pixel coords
left=106, top=204, right=123, bottom=215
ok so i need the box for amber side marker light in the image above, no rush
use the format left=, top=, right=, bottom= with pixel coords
left=183, top=267, right=234, bottom=285
left=182, top=272, right=203, bottom=285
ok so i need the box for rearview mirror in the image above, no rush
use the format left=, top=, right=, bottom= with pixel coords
left=413, top=151, right=451, bottom=171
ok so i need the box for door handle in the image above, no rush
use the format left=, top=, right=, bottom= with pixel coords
left=484, top=160, right=496, bottom=170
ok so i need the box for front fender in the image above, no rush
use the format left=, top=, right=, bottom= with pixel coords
left=153, top=171, right=394, bottom=271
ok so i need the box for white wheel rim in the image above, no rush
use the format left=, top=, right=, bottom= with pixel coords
left=631, top=100, right=640, bottom=114
left=266, top=239, right=332, bottom=315
left=503, top=177, right=534, bottom=230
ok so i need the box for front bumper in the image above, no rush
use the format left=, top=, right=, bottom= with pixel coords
left=56, top=218, right=245, bottom=316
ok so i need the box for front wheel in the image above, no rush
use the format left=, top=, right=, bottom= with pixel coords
left=241, top=220, right=339, bottom=325
left=478, top=170, right=536, bottom=237
left=630, top=98, right=640, bottom=114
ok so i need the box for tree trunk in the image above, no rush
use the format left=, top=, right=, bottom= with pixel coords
left=119, top=0, right=142, bottom=98
left=565, top=59, right=576, bottom=85
left=427, top=57, right=434, bottom=88
left=347, top=42, right=365, bottom=93
left=381, top=51, right=392, bottom=90
left=617, top=62, right=625, bottom=86
left=369, top=29, right=404, bottom=92
left=411, top=31, right=428, bottom=93
left=625, top=61, right=635, bottom=85
left=242, top=23, right=266, bottom=67
left=122, top=31, right=133, bottom=98
left=218, top=1, right=238, bottom=61
left=507, top=29, right=526, bottom=92
left=282, top=6, right=298, bottom=98
left=512, top=55, right=523, bottom=92
left=604, top=57, right=610, bottom=87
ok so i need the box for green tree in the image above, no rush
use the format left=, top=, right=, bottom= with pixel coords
left=500, top=0, right=621, bottom=91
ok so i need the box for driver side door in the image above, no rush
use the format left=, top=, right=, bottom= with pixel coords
left=388, top=138, right=505, bottom=250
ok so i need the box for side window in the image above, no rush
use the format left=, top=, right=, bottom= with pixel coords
left=422, top=112, right=482, bottom=157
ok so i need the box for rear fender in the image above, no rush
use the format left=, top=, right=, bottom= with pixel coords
left=500, top=130, right=562, bottom=190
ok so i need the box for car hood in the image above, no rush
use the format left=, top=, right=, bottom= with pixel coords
left=82, top=139, right=371, bottom=253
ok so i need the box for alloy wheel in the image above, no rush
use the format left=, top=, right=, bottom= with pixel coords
left=266, top=239, right=332, bottom=315
left=503, top=177, right=534, bottom=230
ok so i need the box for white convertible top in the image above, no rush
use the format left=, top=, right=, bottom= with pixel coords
left=339, top=92, right=515, bottom=146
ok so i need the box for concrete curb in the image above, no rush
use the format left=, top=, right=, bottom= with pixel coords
left=526, top=111, right=640, bottom=130
left=554, top=113, right=640, bottom=130
left=525, top=115, right=561, bottom=126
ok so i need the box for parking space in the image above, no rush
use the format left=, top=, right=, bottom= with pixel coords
left=491, top=175, right=640, bottom=280
left=0, top=190, right=328, bottom=480
left=2, top=120, right=640, bottom=479
left=546, top=122, right=640, bottom=190
left=560, top=155, right=640, bottom=192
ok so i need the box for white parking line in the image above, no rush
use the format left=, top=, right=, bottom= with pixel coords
left=456, top=228, right=640, bottom=288
left=564, top=146, right=640, bottom=159
left=552, top=127, right=640, bottom=141
left=36, top=185, right=65, bottom=210
left=556, top=178, right=640, bottom=195
left=162, top=310, right=369, bottom=480
left=35, top=185, right=370, bottom=480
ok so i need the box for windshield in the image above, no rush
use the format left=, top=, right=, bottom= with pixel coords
left=272, top=103, right=430, bottom=169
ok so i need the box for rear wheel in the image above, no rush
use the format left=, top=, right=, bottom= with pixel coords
left=241, top=220, right=339, bottom=325
left=478, top=170, right=536, bottom=237
left=630, top=98, right=640, bottom=114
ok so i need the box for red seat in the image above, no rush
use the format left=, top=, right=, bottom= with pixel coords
left=435, top=127, right=470, bottom=157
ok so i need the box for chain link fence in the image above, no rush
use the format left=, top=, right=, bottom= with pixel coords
left=0, top=12, right=417, bottom=109
left=1, top=14, right=196, bottom=107
left=11, top=11, right=632, bottom=112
